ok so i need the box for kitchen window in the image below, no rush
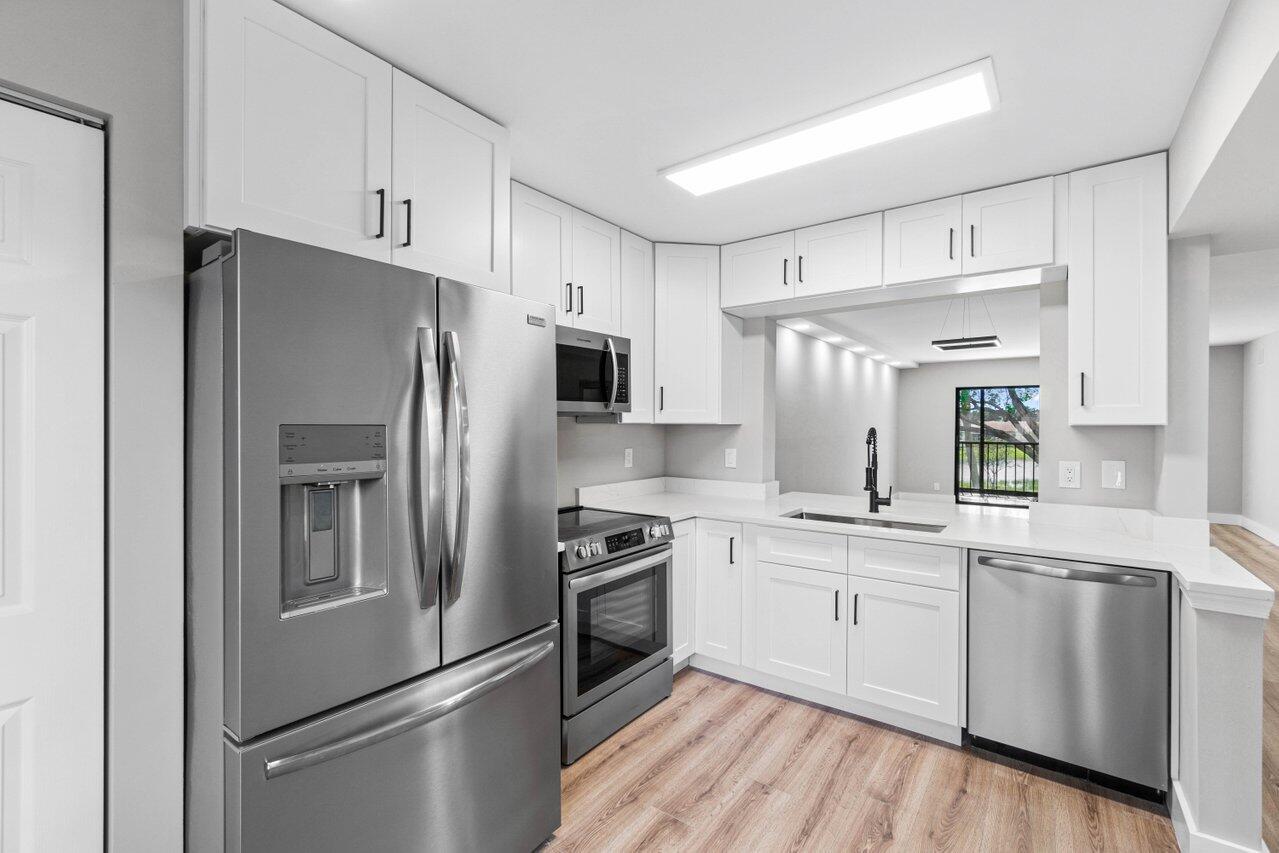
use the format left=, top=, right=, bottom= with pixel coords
left=955, top=386, right=1040, bottom=506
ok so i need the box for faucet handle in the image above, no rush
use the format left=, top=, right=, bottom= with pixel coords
left=882, top=486, right=893, bottom=506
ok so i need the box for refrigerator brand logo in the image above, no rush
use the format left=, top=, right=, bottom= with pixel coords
left=526, top=314, right=547, bottom=327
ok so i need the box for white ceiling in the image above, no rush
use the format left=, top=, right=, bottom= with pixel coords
left=283, top=0, right=1228, bottom=244
left=1210, top=248, right=1279, bottom=345
left=812, top=289, right=1041, bottom=364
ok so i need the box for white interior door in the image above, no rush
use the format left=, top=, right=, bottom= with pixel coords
left=0, top=98, right=105, bottom=850
left=391, top=69, right=510, bottom=291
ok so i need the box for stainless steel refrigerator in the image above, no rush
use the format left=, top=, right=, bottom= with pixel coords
left=186, top=231, right=560, bottom=852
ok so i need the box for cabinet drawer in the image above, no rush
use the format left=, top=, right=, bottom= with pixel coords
left=849, top=537, right=960, bottom=590
left=752, top=525, right=847, bottom=574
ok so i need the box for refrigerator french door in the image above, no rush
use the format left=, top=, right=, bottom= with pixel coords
left=187, top=231, right=559, bottom=852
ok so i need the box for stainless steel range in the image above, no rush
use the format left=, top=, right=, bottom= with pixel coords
left=558, top=507, right=674, bottom=764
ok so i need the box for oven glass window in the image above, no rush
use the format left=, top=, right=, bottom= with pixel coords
left=556, top=343, right=611, bottom=404
left=576, top=563, right=667, bottom=697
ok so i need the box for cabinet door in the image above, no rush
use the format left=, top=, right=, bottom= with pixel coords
left=203, top=0, right=392, bottom=259
left=570, top=209, right=622, bottom=334
left=960, top=177, right=1053, bottom=275
left=1068, top=153, right=1168, bottom=425
left=671, top=520, right=697, bottom=664
left=620, top=230, right=655, bottom=423
left=882, top=196, right=962, bottom=285
left=511, top=183, right=573, bottom=319
left=391, top=70, right=510, bottom=291
left=720, top=232, right=794, bottom=308
left=754, top=563, right=846, bottom=692
left=694, top=520, right=742, bottom=665
left=654, top=244, right=722, bottom=423
left=794, top=213, right=883, bottom=296
left=848, top=577, right=958, bottom=725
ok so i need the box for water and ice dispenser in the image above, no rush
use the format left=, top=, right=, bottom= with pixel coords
left=279, top=424, right=389, bottom=616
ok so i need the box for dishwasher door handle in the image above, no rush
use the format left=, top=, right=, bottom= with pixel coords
left=977, top=555, right=1156, bottom=588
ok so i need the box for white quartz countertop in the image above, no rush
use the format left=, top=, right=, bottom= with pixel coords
left=583, top=489, right=1274, bottom=614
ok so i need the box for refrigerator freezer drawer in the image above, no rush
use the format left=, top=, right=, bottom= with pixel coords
left=224, top=623, right=561, bottom=853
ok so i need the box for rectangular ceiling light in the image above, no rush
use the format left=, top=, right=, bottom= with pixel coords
left=931, top=334, right=1002, bottom=352
left=662, top=58, right=998, bottom=196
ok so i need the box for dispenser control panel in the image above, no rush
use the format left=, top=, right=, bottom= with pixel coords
left=278, top=424, right=387, bottom=484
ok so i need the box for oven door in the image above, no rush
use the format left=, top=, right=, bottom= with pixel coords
left=562, top=546, right=671, bottom=716
left=556, top=326, right=630, bottom=415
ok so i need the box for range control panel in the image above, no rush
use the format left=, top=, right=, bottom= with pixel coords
left=562, top=519, right=673, bottom=572
left=279, top=424, right=387, bottom=484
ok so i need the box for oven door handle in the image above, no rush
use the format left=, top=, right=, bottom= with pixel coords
left=568, top=547, right=672, bottom=591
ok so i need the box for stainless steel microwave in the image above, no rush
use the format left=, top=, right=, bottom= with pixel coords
left=556, top=327, right=630, bottom=415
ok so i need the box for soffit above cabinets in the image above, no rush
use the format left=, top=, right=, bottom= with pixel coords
left=284, top=0, right=1228, bottom=244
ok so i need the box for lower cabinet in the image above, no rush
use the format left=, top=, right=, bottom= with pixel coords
left=694, top=520, right=743, bottom=665
left=847, top=576, right=959, bottom=726
left=671, top=520, right=697, bottom=664
left=753, top=562, right=846, bottom=693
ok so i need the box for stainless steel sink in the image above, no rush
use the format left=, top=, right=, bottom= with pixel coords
left=782, top=509, right=947, bottom=533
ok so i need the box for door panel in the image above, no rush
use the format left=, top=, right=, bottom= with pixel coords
left=720, top=231, right=793, bottom=308
left=231, top=625, right=560, bottom=853
left=883, top=196, right=962, bottom=284
left=511, top=182, right=572, bottom=318
left=569, top=209, right=621, bottom=334
left=654, top=244, right=721, bottom=423
left=794, top=213, right=883, bottom=296
left=391, top=70, right=510, bottom=291
left=0, top=98, right=104, bottom=850
left=204, top=0, right=392, bottom=259
left=754, top=563, right=846, bottom=692
left=439, top=281, right=557, bottom=663
left=694, top=520, right=741, bottom=664
left=961, top=177, right=1053, bottom=274
left=228, top=232, right=439, bottom=739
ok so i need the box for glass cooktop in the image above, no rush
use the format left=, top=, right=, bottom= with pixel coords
left=557, top=506, right=657, bottom=542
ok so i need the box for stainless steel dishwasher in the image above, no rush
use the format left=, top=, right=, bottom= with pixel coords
left=968, top=550, right=1169, bottom=793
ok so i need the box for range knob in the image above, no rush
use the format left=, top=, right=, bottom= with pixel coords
left=590, top=541, right=602, bottom=556
left=575, top=544, right=589, bottom=559
left=648, top=524, right=660, bottom=538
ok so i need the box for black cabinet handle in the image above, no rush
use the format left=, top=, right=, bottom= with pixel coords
left=375, top=188, right=386, bottom=239
left=853, top=593, right=859, bottom=625
left=834, top=589, right=839, bottom=621
left=659, top=386, right=664, bottom=412
left=783, top=257, right=789, bottom=285
left=798, top=255, right=804, bottom=283
left=1080, top=372, right=1085, bottom=407
left=401, top=198, right=412, bottom=248
left=948, top=227, right=954, bottom=260
left=729, top=536, right=735, bottom=565
left=577, top=285, right=584, bottom=315
left=970, top=224, right=976, bottom=257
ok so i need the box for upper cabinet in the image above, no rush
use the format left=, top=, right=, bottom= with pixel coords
left=511, top=182, right=621, bottom=334
left=190, top=0, right=511, bottom=289
left=1068, top=153, right=1168, bottom=425
left=654, top=244, right=741, bottom=424
left=960, top=177, right=1054, bottom=274
left=619, top=231, right=655, bottom=423
left=720, top=231, right=795, bottom=308
left=793, top=213, right=883, bottom=296
left=390, top=70, right=510, bottom=290
left=883, top=196, right=962, bottom=285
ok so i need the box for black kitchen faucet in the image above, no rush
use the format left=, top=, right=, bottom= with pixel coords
left=865, top=427, right=892, bottom=514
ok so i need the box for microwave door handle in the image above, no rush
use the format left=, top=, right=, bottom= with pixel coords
left=442, top=331, right=471, bottom=603
left=604, top=337, right=619, bottom=412
left=414, top=328, right=444, bottom=609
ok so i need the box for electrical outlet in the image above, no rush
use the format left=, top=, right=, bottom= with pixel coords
left=933, top=482, right=941, bottom=492
left=623, top=448, right=633, bottom=468
left=1101, top=460, right=1126, bottom=489
left=724, top=448, right=737, bottom=469
left=1058, top=461, right=1081, bottom=489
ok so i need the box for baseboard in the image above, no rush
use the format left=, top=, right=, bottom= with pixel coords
left=1240, top=516, right=1279, bottom=548
left=1171, top=780, right=1266, bottom=852
left=1208, top=513, right=1243, bottom=526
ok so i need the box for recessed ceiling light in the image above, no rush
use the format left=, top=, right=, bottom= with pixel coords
left=824, top=335, right=842, bottom=344
left=790, top=321, right=810, bottom=331
left=661, top=58, right=998, bottom=196
left=851, top=345, right=867, bottom=353
left=890, top=361, right=906, bottom=367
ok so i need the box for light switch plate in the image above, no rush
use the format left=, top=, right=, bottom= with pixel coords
left=623, top=448, right=633, bottom=469
left=724, top=448, right=737, bottom=469
left=1058, top=461, right=1081, bottom=489
left=1101, top=460, right=1126, bottom=489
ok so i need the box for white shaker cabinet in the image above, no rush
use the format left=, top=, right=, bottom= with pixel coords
left=198, top=0, right=393, bottom=259
left=694, top=520, right=743, bottom=665
left=671, top=520, right=697, bottom=665
left=569, top=209, right=622, bottom=335
left=619, top=230, right=655, bottom=423
left=720, top=232, right=795, bottom=308
left=753, top=562, right=847, bottom=693
left=654, top=244, right=742, bottom=424
left=511, top=182, right=573, bottom=318
left=391, top=69, right=510, bottom=291
left=793, top=213, right=883, bottom=296
left=1067, top=152, right=1168, bottom=425
left=847, top=576, right=959, bottom=726
left=959, top=177, right=1054, bottom=275
left=882, top=196, right=962, bottom=284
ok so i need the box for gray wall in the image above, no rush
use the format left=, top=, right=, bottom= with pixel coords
left=1243, top=331, right=1279, bottom=532
left=775, top=326, right=898, bottom=496
left=896, top=357, right=1041, bottom=496
left=0, top=2, right=185, bottom=849
left=1208, top=345, right=1245, bottom=515
left=556, top=420, right=666, bottom=506
left=1038, top=281, right=1159, bottom=507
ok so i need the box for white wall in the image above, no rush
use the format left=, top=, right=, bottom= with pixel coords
left=1208, top=345, right=1245, bottom=515
left=0, top=2, right=185, bottom=849
left=896, top=357, right=1041, bottom=497
left=1243, top=331, right=1279, bottom=536
left=774, top=326, right=898, bottom=496
left=556, top=421, right=666, bottom=506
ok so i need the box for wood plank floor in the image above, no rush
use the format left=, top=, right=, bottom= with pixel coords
left=547, top=525, right=1278, bottom=852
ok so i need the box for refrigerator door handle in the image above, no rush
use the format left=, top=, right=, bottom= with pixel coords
left=262, top=640, right=555, bottom=780
left=442, top=330, right=471, bottom=603
left=414, top=328, right=445, bottom=609
left=604, top=336, right=619, bottom=412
